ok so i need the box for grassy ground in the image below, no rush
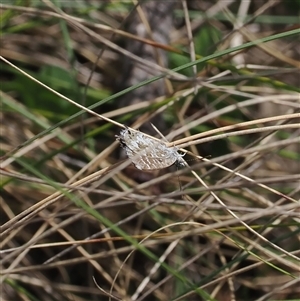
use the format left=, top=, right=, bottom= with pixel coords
left=1, top=1, right=300, bottom=301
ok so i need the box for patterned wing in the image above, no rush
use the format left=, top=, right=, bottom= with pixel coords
left=116, top=127, right=182, bottom=170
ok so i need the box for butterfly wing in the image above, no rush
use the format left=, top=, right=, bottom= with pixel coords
left=117, top=128, right=180, bottom=170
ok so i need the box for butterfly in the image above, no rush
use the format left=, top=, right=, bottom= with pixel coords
left=116, top=127, right=185, bottom=171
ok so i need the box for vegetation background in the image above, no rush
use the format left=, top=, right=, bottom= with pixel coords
left=1, top=1, right=299, bottom=301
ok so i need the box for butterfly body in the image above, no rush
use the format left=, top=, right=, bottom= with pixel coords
left=116, top=127, right=184, bottom=170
